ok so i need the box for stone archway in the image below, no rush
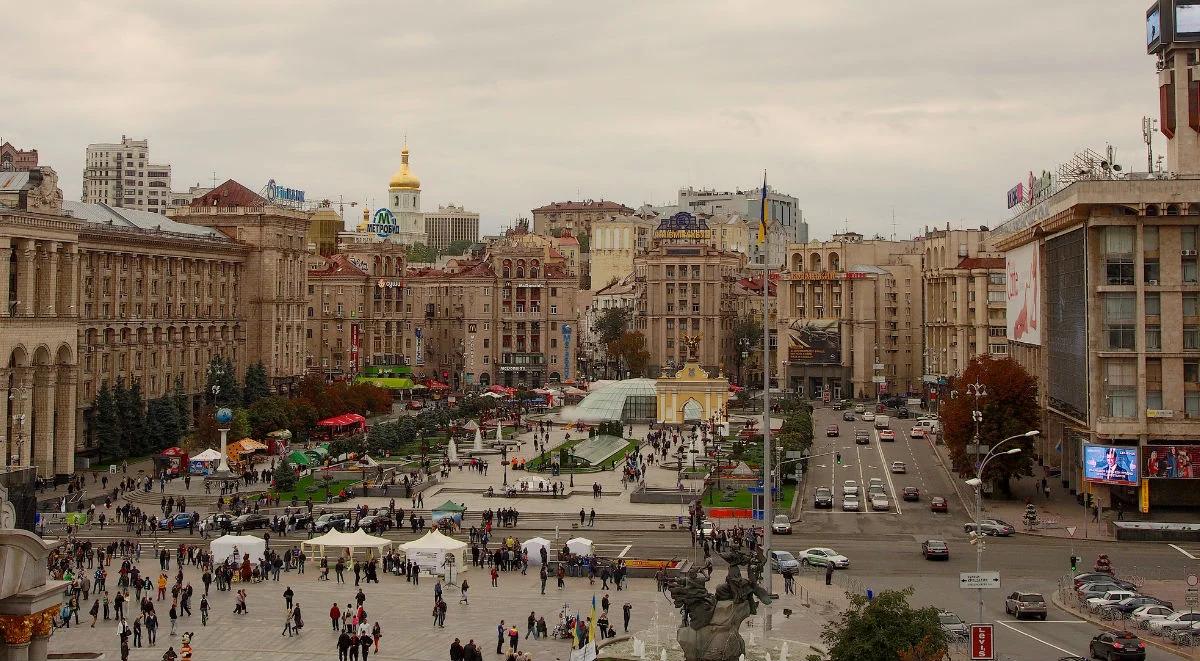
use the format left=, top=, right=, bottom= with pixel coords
left=682, top=398, right=703, bottom=422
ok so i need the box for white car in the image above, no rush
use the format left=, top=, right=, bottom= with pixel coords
left=798, top=547, right=850, bottom=568
left=911, top=426, right=927, bottom=438
left=1148, top=611, right=1200, bottom=633
left=1130, top=604, right=1175, bottom=625
left=870, top=494, right=891, bottom=511
left=696, top=520, right=717, bottom=540
left=854, top=404, right=866, bottom=414
left=1087, top=590, right=1138, bottom=609
left=890, top=461, right=907, bottom=474
left=842, top=495, right=860, bottom=511
left=771, top=514, right=792, bottom=534
left=843, top=480, right=859, bottom=497
left=861, top=412, right=876, bottom=422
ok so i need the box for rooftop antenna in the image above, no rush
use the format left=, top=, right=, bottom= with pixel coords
left=1143, top=117, right=1157, bottom=173
left=891, top=207, right=896, bottom=241
left=843, top=217, right=848, bottom=234
left=211, top=171, right=217, bottom=188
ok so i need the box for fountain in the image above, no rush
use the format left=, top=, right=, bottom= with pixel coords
left=448, top=438, right=458, bottom=463
left=474, top=426, right=483, bottom=452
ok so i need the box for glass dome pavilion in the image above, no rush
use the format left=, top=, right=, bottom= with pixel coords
left=571, top=378, right=658, bottom=422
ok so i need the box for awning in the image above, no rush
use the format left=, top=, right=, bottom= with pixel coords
left=317, top=413, right=367, bottom=428
left=191, top=448, right=222, bottom=462
left=238, top=439, right=268, bottom=451
left=432, top=500, right=466, bottom=512
left=424, top=380, right=450, bottom=390
left=287, top=450, right=311, bottom=466
left=355, top=376, right=415, bottom=390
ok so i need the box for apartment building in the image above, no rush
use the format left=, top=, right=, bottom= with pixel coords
left=0, top=142, right=38, bottom=171
left=82, top=136, right=173, bottom=214
left=531, top=199, right=634, bottom=238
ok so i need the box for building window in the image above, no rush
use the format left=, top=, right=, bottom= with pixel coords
left=1185, top=258, right=1199, bottom=284
left=988, top=273, right=1006, bottom=286
left=1144, top=226, right=1159, bottom=252
left=1185, top=293, right=1200, bottom=317
left=987, top=291, right=1005, bottom=304
left=1103, top=293, right=1136, bottom=350
left=1146, top=292, right=1161, bottom=316
left=1187, top=325, right=1200, bottom=350
left=1144, top=258, right=1161, bottom=283
left=1104, top=226, right=1135, bottom=284
left=550, top=305, right=557, bottom=315
left=1185, top=360, right=1200, bottom=384
left=1147, top=359, right=1163, bottom=411
left=1187, top=392, right=1200, bottom=418
left=1146, top=325, right=1162, bottom=352
left=1105, top=359, right=1137, bottom=418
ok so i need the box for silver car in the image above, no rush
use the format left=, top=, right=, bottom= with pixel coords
left=870, top=494, right=891, bottom=511
left=1004, top=591, right=1047, bottom=620
left=842, top=495, right=860, bottom=511
left=938, top=611, right=968, bottom=639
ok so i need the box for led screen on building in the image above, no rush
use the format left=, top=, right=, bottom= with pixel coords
left=1046, top=229, right=1089, bottom=422
left=787, top=318, right=840, bottom=364
left=1143, top=445, right=1200, bottom=478
left=1083, top=443, right=1139, bottom=486
left=1005, top=242, right=1041, bottom=346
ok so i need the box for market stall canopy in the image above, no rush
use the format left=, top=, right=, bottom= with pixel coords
left=237, top=439, right=268, bottom=451
left=316, top=413, right=367, bottom=428
left=424, top=380, right=450, bottom=390
left=562, top=386, right=587, bottom=396
left=210, top=534, right=266, bottom=564
left=191, top=448, right=222, bottom=462
left=286, top=450, right=310, bottom=466
left=267, top=430, right=292, bottom=440
left=566, top=537, right=593, bottom=556
left=398, top=529, right=469, bottom=572
left=521, top=537, right=552, bottom=565
left=432, top=500, right=467, bottom=513
left=410, top=383, right=428, bottom=390
left=300, top=528, right=391, bottom=559
left=481, top=392, right=503, bottom=399
left=355, top=376, right=415, bottom=390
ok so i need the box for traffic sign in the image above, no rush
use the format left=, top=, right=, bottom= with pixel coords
left=1187, top=588, right=1199, bottom=606
left=960, top=572, right=1001, bottom=589
left=1066, top=526, right=1077, bottom=537
left=970, top=624, right=994, bottom=660
left=1188, top=574, right=1198, bottom=587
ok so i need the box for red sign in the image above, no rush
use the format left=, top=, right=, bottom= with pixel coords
left=350, top=324, right=360, bottom=372
left=970, top=624, right=993, bottom=660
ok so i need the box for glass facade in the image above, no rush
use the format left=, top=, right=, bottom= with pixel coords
left=571, top=378, right=658, bottom=422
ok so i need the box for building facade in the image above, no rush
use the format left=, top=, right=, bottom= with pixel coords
left=588, top=209, right=657, bottom=292
left=423, top=204, right=479, bottom=253
left=531, top=200, right=634, bottom=238
left=0, top=143, right=38, bottom=172
left=672, top=185, right=808, bottom=244
left=82, top=136, right=173, bottom=214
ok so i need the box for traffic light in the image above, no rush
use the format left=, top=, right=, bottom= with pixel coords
left=1085, top=493, right=1094, bottom=508
left=836, top=451, right=842, bottom=465
left=1070, top=555, right=1078, bottom=571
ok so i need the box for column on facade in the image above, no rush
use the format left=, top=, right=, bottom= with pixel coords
left=61, top=245, right=79, bottom=317
left=0, top=367, right=8, bottom=465
left=12, top=366, right=32, bottom=467
left=43, top=243, right=59, bottom=317
left=54, top=364, right=76, bottom=477
left=19, top=239, right=36, bottom=317
left=32, top=365, right=55, bottom=476
left=0, top=238, right=11, bottom=318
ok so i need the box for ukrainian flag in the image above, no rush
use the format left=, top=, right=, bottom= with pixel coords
left=758, top=171, right=769, bottom=244
left=589, top=595, right=598, bottom=644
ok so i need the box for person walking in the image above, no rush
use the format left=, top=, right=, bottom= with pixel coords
left=283, top=586, right=294, bottom=610
left=490, top=566, right=499, bottom=587
left=526, top=612, right=536, bottom=640
left=89, top=598, right=101, bottom=627
left=372, top=622, right=381, bottom=653
left=623, top=602, right=632, bottom=632
left=168, top=602, right=178, bottom=636
left=330, top=603, right=341, bottom=631
left=281, top=607, right=295, bottom=637
left=450, top=638, right=464, bottom=661
left=459, top=578, right=470, bottom=604
left=508, top=624, right=519, bottom=653
left=337, top=630, right=352, bottom=661
left=539, top=566, right=548, bottom=595
left=496, top=620, right=505, bottom=655
left=359, top=632, right=372, bottom=661
left=132, top=615, right=142, bottom=647
left=199, top=596, right=209, bottom=626
left=825, top=563, right=833, bottom=586
left=145, top=612, right=158, bottom=646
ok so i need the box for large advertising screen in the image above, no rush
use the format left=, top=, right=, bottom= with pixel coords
left=1149, top=6, right=1163, bottom=46
left=1083, top=444, right=1139, bottom=486
left=1046, top=229, right=1089, bottom=422
left=1143, top=445, right=1200, bottom=478
left=787, top=318, right=840, bottom=364
left=1177, top=2, right=1200, bottom=38
left=1005, top=242, right=1040, bottom=346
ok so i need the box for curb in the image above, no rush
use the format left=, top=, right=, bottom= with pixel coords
left=1050, top=592, right=1191, bottom=659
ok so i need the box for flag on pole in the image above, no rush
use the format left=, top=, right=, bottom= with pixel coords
left=757, top=170, right=769, bottom=244
left=572, top=610, right=580, bottom=649
left=588, top=594, right=598, bottom=644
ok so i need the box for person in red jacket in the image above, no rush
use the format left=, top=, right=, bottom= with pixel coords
left=329, top=602, right=341, bottom=631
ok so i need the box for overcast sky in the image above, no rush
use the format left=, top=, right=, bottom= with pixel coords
left=3, top=1, right=1157, bottom=239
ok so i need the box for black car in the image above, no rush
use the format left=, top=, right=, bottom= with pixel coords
left=1089, top=631, right=1145, bottom=660
left=231, top=513, right=269, bottom=532
left=359, top=514, right=394, bottom=532
left=204, top=513, right=233, bottom=531
left=287, top=512, right=314, bottom=530
left=921, top=539, right=949, bottom=560
left=896, top=407, right=910, bottom=419
left=902, top=486, right=920, bottom=501
left=855, top=430, right=869, bottom=445
left=814, top=487, right=834, bottom=509
left=842, top=411, right=855, bottom=422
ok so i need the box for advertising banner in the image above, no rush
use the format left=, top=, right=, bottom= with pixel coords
left=1005, top=242, right=1040, bottom=346
left=1143, top=445, right=1200, bottom=478
left=786, top=318, right=840, bottom=364
left=1082, top=443, right=1139, bottom=486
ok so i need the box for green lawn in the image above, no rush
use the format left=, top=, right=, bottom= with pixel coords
left=705, top=483, right=796, bottom=510
left=273, top=474, right=355, bottom=503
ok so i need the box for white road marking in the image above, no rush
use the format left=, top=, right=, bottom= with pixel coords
left=994, top=619, right=1079, bottom=656
left=617, top=544, right=632, bottom=558
left=998, top=620, right=1087, bottom=624
left=1169, top=543, right=1197, bottom=559
left=874, top=429, right=902, bottom=515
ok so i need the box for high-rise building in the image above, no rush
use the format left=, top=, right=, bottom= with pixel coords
left=0, top=142, right=38, bottom=171
left=423, top=204, right=479, bottom=252
left=82, top=136, right=173, bottom=214
left=674, top=185, right=808, bottom=244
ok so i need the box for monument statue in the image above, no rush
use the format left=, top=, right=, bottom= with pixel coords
left=666, top=547, right=772, bottom=661
left=680, top=333, right=702, bottom=361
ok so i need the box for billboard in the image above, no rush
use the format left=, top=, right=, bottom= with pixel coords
left=787, top=319, right=840, bottom=364
left=1083, top=444, right=1139, bottom=486
left=1144, top=445, right=1200, bottom=478
left=1046, top=229, right=1089, bottom=422
left=1178, top=2, right=1200, bottom=39
left=1005, top=242, right=1040, bottom=346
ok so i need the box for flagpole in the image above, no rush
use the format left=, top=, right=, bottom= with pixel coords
left=760, top=172, right=774, bottom=633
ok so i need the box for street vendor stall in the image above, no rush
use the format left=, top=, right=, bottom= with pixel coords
left=286, top=450, right=311, bottom=467
left=210, top=534, right=266, bottom=564
left=521, top=536, right=552, bottom=565
left=398, top=530, right=468, bottom=573
left=155, top=447, right=189, bottom=476
left=300, top=528, right=391, bottom=560
left=188, top=448, right=222, bottom=475
left=430, top=500, right=467, bottom=530
left=566, top=537, right=593, bottom=556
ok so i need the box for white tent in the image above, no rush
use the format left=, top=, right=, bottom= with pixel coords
left=300, top=528, right=391, bottom=559
left=210, top=534, right=266, bottom=564
left=399, top=529, right=469, bottom=573
left=521, top=536, right=552, bottom=565
left=481, top=391, right=504, bottom=399
left=191, top=448, right=222, bottom=462
left=566, top=537, right=593, bottom=556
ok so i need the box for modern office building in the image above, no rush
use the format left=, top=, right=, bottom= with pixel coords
left=423, top=204, right=479, bottom=253
left=674, top=185, right=808, bottom=244
left=82, top=136, right=173, bottom=214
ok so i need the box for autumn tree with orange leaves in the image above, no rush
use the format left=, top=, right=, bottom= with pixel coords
left=941, top=355, right=1040, bottom=496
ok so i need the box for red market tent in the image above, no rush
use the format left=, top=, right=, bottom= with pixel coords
left=316, top=413, right=367, bottom=431
left=425, top=380, right=450, bottom=390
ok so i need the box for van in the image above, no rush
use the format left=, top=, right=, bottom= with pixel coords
left=915, top=419, right=940, bottom=434
left=874, top=415, right=890, bottom=430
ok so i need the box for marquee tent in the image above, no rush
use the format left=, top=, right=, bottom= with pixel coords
left=398, top=530, right=469, bottom=573
left=300, top=528, right=391, bottom=559
left=521, top=536, right=552, bottom=565
left=566, top=537, right=593, bottom=556
left=191, top=448, right=222, bottom=462
left=286, top=450, right=311, bottom=466
left=210, top=534, right=267, bottom=564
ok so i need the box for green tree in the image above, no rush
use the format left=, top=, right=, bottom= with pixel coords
left=146, top=397, right=181, bottom=453
left=593, top=307, right=631, bottom=347
left=205, top=357, right=240, bottom=408
left=115, top=379, right=146, bottom=457
left=941, top=355, right=1040, bottom=495
left=578, top=233, right=590, bottom=253
left=728, top=314, right=764, bottom=386
left=272, top=463, right=298, bottom=493
left=406, top=242, right=438, bottom=263
left=229, top=408, right=251, bottom=441
left=606, top=331, right=652, bottom=378
left=242, top=361, right=270, bottom=406
left=94, top=383, right=122, bottom=463
left=445, top=239, right=474, bottom=256
left=173, top=376, right=191, bottom=431
left=247, top=396, right=295, bottom=439
left=812, top=588, right=947, bottom=661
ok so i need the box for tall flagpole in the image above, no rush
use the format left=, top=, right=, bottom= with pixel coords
left=760, top=171, right=774, bottom=632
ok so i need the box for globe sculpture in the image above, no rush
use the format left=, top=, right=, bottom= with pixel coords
left=215, top=407, right=234, bottom=426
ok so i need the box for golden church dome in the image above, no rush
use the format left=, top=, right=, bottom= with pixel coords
left=388, top=147, right=421, bottom=190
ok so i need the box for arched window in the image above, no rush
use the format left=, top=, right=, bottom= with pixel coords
left=810, top=252, right=822, bottom=271
left=1147, top=204, right=1160, bottom=216
left=502, top=259, right=512, bottom=278
left=829, top=252, right=840, bottom=272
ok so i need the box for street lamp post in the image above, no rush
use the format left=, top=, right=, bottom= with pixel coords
left=967, top=430, right=1039, bottom=624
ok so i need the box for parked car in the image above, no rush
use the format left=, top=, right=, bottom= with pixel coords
left=842, top=480, right=859, bottom=497
left=159, top=512, right=193, bottom=530
left=231, top=513, right=268, bottom=532
left=1087, top=590, right=1139, bottom=609
left=842, top=411, right=855, bottom=422
left=937, top=611, right=968, bottom=639
left=797, top=547, right=850, bottom=568
left=930, top=496, right=949, bottom=512
left=826, top=425, right=840, bottom=437
left=855, top=430, right=870, bottom=445
left=890, top=461, right=907, bottom=473
left=314, top=512, right=350, bottom=533
left=879, top=429, right=896, bottom=441
left=870, top=494, right=891, bottom=511
left=1073, top=572, right=1133, bottom=589
left=842, top=495, right=860, bottom=512
left=771, top=514, right=792, bottom=534
left=204, top=513, right=233, bottom=531
left=902, top=486, right=920, bottom=501
left=358, top=513, right=394, bottom=532
left=1076, top=582, right=1129, bottom=599
left=911, top=426, right=927, bottom=439
left=696, top=520, right=718, bottom=540
left=1147, top=611, right=1200, bottom=633
left=814, top=487, right=834, bottom=508
left=769, top=550, right=801, bottom=574
left=1089, top=631, right=1146, bottom=660
left=921, top=539, right=949, bottom=560
left=861, top=411, right=876, bottom=422
left=1004, top=591, right=1047, bottom=620
left=1130, top=604, right=1175, bottom=626
left=1115, top=597, right=1173, bottom=616
left=963, top=519, right=1015, bottom=536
